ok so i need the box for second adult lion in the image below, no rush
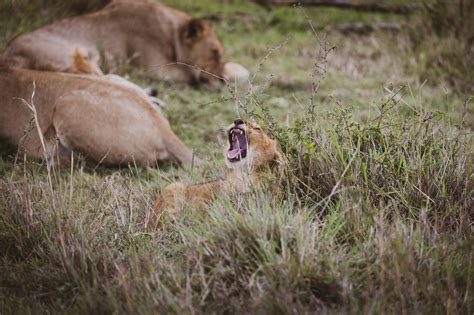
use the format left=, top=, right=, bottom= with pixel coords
left=1, top=0, right=247, bottom=84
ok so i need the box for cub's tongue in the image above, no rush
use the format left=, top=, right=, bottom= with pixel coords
left=227, top=137, right=241, bottom=159
left=227, top=147, right=240, bottom=159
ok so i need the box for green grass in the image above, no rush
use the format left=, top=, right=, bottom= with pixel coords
left=1, top=0, right=473, bottom=314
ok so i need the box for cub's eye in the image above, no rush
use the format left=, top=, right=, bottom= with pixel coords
left=254, top=127, right=262, bottom=132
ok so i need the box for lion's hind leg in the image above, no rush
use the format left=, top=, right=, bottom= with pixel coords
left=152, top=182, right=188, bottom=227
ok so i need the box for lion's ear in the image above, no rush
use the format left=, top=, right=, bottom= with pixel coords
left=272, top=150, right=287, bottom=175
left=182, top=18, right=209, bottom=42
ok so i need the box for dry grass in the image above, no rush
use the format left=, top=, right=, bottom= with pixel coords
left=0, top=0, right=473, bottom=314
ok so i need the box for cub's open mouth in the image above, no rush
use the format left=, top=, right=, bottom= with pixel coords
left=227, top=126, right=247, bottom=162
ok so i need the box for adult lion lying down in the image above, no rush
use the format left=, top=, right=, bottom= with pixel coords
left=0, top=66, right=194, bottom=166
left=1, top=0, right=248, bottom=84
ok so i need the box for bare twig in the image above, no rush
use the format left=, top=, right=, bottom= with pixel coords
left=14, top=81, right=57, bottom=209
left=316, top=143, right=359, bottom=209
left=14, top=81, right=48, bottom=158
left=300, top=7, right=335, bottom=123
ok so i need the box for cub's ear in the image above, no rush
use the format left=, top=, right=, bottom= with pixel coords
left=272, top=150, right=287, bottom=175
left=181, top=18, right=209, bottom=42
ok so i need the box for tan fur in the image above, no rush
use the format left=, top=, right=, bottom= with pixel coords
left=153, top=121, right=284, bottom=224
left=0, top=66, right=194, bottom=166
left=65, top=50, right=98, bottom=74
left=2, top=0, right=225, bottom=83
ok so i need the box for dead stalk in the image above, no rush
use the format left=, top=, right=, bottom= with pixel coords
left=14, top=81, right=57, bottom=210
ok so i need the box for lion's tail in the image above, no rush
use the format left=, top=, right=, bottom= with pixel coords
left=164, top=130, right=202, bottom=166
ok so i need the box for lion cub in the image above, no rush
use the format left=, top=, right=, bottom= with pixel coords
left=153, top=119, right=284, bottom=221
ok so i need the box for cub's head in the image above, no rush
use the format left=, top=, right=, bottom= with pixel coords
left=224, top=119, right=283, bottom=171
left=179, top=18, right=225, bottom=84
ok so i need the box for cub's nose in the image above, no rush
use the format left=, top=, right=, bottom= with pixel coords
left=234, top=119, right=244, bottom=126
